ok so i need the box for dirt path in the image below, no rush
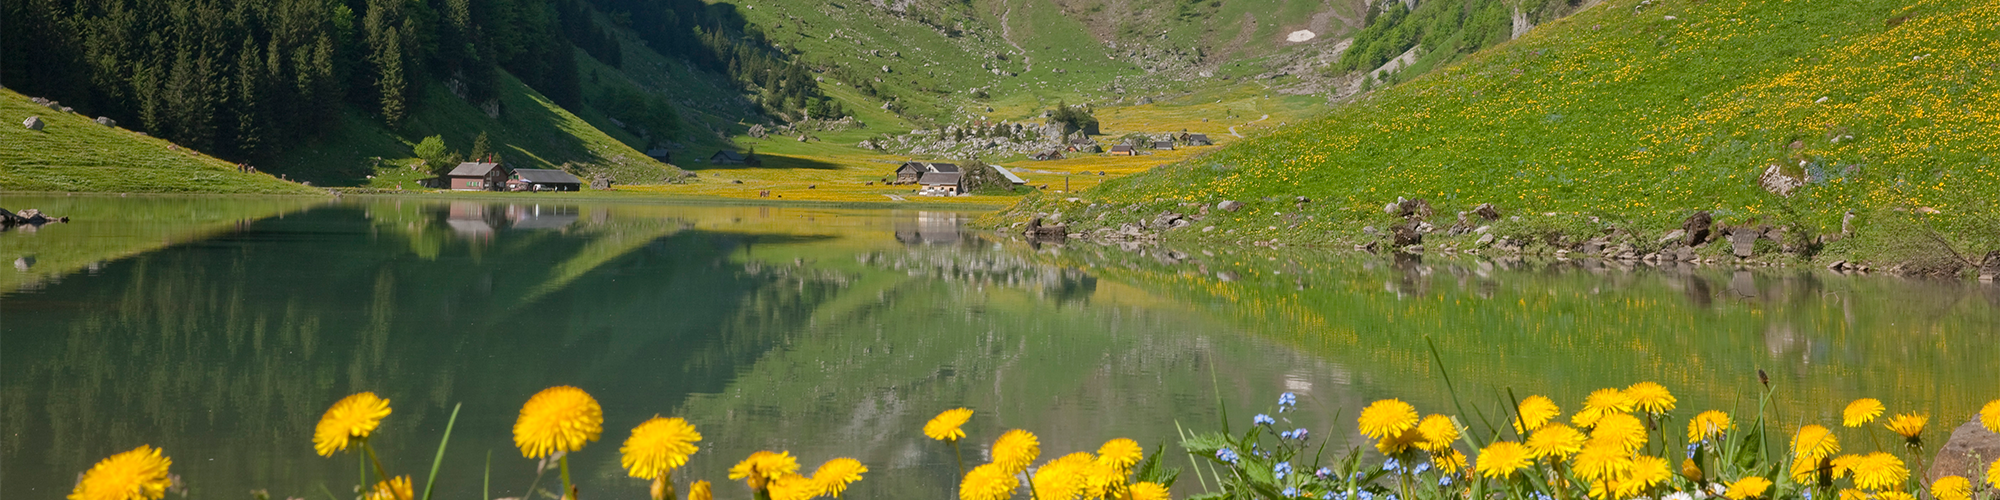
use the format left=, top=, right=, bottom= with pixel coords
left=1229, top=114, right=1270, bottom=137
left=999, top=4, right=1033, bottom=72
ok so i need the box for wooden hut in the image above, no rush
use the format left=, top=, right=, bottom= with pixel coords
left=1109, top=144, right=1136, bottom=156
left=510, top=169, right=584, bottom=191
left=445, top=162, right=509, bottom=191
left=710, top=150, right=747, bottom=165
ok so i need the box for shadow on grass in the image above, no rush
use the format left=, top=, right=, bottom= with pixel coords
left=678, top=152, right=847, bottom=171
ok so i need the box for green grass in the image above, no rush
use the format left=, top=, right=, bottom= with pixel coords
left=268, top=69, right=682, bottom=188
left=1008, top=0, right=2000, bottom=267
left=0, top=89, right=323, bottom=194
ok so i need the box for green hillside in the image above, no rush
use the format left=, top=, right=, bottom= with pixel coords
left=0, top=89, right=321, bottom=194
left=1006, top=0, right=2000, bottom=268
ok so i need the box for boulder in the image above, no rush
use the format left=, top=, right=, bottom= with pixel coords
left=1217, top=200, right=1244, bottom=212
left=1153, top=212, right=1185, bottom=228
left=1926, top=419, right=2000, bottom=485
left=591, top=174, right=614, bottom=190
left=1391, top=223, right=1422, bottom=247
left=22, top=116, right=44, bottom=131
left=1729, top=228, right=1759, bottom=258
left=1658, top=229, right=1686, bottom=245
left=95, top=116, right=116, bottom=127
left=1475, top=233, right=1496, bottom=247
left=1979, top=250, right=2000, bottom=282
left=1682, top=211, right=1714, bottom=246
left=1473, top=203, right=1501, bottom=220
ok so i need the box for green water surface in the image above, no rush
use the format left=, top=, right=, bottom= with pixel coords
left=2, top=195, right=1995, bottom=499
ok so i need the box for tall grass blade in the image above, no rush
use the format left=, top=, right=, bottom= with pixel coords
left=420, top=402, right=461, bottom=500
left=1425, top=336, right=1485, bottom=447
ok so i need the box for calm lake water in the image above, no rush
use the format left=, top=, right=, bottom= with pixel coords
left=4, top=195, right=1997, bottom=499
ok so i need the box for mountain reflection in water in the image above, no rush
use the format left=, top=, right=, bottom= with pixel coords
left=2, top=196, right=1995, bottom=500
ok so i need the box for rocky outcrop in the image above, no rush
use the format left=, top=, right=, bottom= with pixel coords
left=22, top=116, right=44, bottom=131
left=1682, top=211, right=1714, bottom=246
left=1927, top=419, right=2000, bottom=485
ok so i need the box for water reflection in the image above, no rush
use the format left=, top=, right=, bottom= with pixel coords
left=2, top=198, right=1996, bottom=500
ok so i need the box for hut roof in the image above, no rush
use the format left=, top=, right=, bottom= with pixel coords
left=919, top=172, right=963, bottom=186
left=514, top=169, right=582, bottom=184
left=448, top=162, right=503, bottom=177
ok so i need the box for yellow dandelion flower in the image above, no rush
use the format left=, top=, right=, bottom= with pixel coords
left=1359, top=399, right=1421, bottom=440
left=1572, top=441, right=1633, bottom=482
left=1724, top=476, right=1773, bottom=500
left=1573, top=389, right=1634, bottom=428
left=1628, top=456, right=1671, bottom=491
left=1884, top=414, right=1926, bottom=443
left=993, top=429, right=1041, bottom=474
left=513, top=386, right=603, bottom=459
left=1842, top=399, right=1885, bottom=428
left=1127, top=482, right=1170, bottom=500
left=729, top=451, right=800, bottom=491
left=1682, top=458, right=1702, bottom=482
left=812, top=458, right=868, bottom=498
left=68, top=445, right=174, bottom=500
left=1527, top=424, right=1586, bottom=460
left=1988, top=457, right=2000, bottom=488
left=1792, top=455, right=1828, bottom=483
left=1097, top=438, right=1144, bottom=472
left=926, top=408, right=974, bottom=442
left=1687, top=410, right=1733, bottom=443
left=1432, top=449, right=1467, bottom=474
left=1849, top=452, right=1908, bottom=491
left=1625, top=382, right=1676, bottom=414
left=1082, top=458, right=1127, bottom=500
left=1981, top=400, right=2000, bottom=434
left=1591, top=413, right=1648, bottom=452
left=1837, top=489, right=1869, bottom=500
left=620, top=416, right=702, bottom=480
left=1377, top=427, right=1423, bottom=455
left=767, top=474, right=819, bottom=500
left=1033, top=452, right=1091, bottom=500
left=1793, top=425, right=1840, bottom=462
left=961, top=463, right=1020, bottom=500
left=1515, top=396, right=1562, bottom=434
left=314, top=392, right=392, bottom=457
left=689, top=481, right=712, bottom=500
left=1418, top=415, right=1461, bottom=452
left=364, top=476, right=412, bottom=500
left=1475, top=441, right=1532, bottom=479
left=1877, top=492, right=1915, bottom=500
left=1932, top=476, right=1971, bottom=500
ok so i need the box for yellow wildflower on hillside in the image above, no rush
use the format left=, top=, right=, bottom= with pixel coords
left=993, top=429, right=1041, bottom=474
left=1884, top=414, right=1926, bottom=445
left=68, top=445, right=174, bottom=500
left=1591, top=413, right=1648, bottom=452
left=1846, top=452, right=1908, bottom=491
left=1417, top=414, right=1460, bottom=452
left=1573, top=389, right=1634, bottom=428
left=1793, top=425, right=1840, bottom=462
left=1475, top=441, right=1532, bottom=479
left=729, top=451, right=800, bottom=491
left=314, top=392, right=392, bottom=456
left=1127, top=482, right=1170, bottom=500
left=960, top=463, right=1019, bottom=500
left=1688, top=410, right=1733, bottom=443
left=1572, top=441, right=1633, bottom=482
left=363, top=476, right=411, bottom=500
left=811, top=458, right=868, bottom=498
left=1724, top=476, right=1772, bottom=500
left=1515, top=396, right=1561, bottom=434
left=1625, top=382, right=1676, bottom=414
left=1359, top=399, right=1420, bottom=440
left=1097, top=438, right=1144, bottom=472
left=1842, top=399, right=1884, bottom=428
left=925, top=408, right=974, bottom=442
left=1033, top=452, right=1093, bottom=500
left=1527, top=424, right=1586, bottom=460
left=620, top=416, right=702, bottom=480
left=513, top=386, right=602, bottom=459
left=1932, top=475, right=1971, bottom=500
left=1982, top=400, right=2000, bottom=434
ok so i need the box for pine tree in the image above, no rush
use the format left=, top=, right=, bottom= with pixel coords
left=234, top=37, right=266, bottom=158
left=470, top=132, right=493, bottom=162
left=377, top=29, right=407, bottom=128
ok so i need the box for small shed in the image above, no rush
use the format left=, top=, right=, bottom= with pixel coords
left=990, top=165, right=1028, bottom=185
left=1030, top=149, right=1064, bottom=161
left=1067, top=137, right=1100, bottom=153
left=1152, top=141, right=1176, bottom=150
left=1109, top=144, right=1136, bottom=156
left=918, top=172, right=965, bottom=196
left=1186, top=133, right=1212, bottom=146
left=646, top=148, right=672, bottom=162
left=710, top=150, right=747, bottom=165
left=446, top=162, right=509, bottom=191
left=511, top=169, right=584, bottom=191
left=895, top=161, right=961, bottom=184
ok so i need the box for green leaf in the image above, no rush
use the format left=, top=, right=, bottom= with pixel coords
left=1183, top=431, right=1235, bottom=455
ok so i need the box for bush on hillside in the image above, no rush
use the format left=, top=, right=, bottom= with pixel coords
left=1049, top=102, right=1100, bottom=136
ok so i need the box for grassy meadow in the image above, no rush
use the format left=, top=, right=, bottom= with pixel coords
left=0, top=89, right=322, bottom=195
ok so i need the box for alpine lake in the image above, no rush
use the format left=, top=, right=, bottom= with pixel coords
left=4, top=194, right=1996, bottom=499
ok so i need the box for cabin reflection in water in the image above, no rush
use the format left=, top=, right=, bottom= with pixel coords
left=894, top=212, right=975, bottom=246
left=446, top=202, right=494, bottom=239
left=506, top=204, right=580, bottom=230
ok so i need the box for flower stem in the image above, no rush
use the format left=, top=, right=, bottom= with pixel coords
left=561, top=455, right=575, bottom=500
left=362, top=439, right=405, bottom=500
left=950, top=439, right=966, bottom=478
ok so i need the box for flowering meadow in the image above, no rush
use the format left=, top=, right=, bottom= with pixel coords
left=1011, top=0, right=2000, bottom=261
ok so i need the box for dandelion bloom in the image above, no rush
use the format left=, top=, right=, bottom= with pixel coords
left=729, top=450, right=800, bottom=490
left=620, top=416, right=702, bottom=480
left=1359, top=399, right=1421, bottom=440
left=1032, top=452, right=1092, bottom=500
left=513, top=386, right=603, bottom=458
left=1682, top=458, right=1703, bottom=481
left=1376, top=427, right=1423, bottom=454
left=992, top=429, right=1041, bottom=474
left=689, top=480, right=712, bottom=500
left=1571, top=441, right=1633, bottom=482
left=1515, top=396, right=1561, bottom=434
left=1526, top=424, right=1586, bottom=460
left=1097, top=438, right=1144, bottom=471
left=1127, top=482, right=1170, bottom=500
left=1932, top=475, right=1971, bottom=500
left=1628, top=456, right=1671, bottom=491
left=1590, top=413, right=1648, bottom=452
left=314, top=392, right=392, bottom=456
left=1838, top=489, right=1869, bottom=500
left=811, top=458, right=868, bottom=497
left=766, top=474, right=819, bottom=500
left=1625, top=382, right=1676, bottom=414
left=1988, top=457, right=2000, bottom=488
left=1687, top=410, right=1732, bottom=443
left=1432, top=449, right=1467, bottom=474
left=1417, top=415, right=1460, bottom=452
left=1792, top=425, right=1840, bottom=462
left=1847, top=452, right=1908, bottom=491
left=1982, top=400, right=2000, bottom=434
left=364, top=476, right=412, bottom=500
left=1573, top=389, right=1634, bottom=428
left=1842, top=399, right=1885, bottom=427
left=68, top=445, right=173, bottom=500
left=925, top=408, right=974, bottom=442
left=1884, top=414, right=1926, bottom=442
left=1724, top=476, right=1772, bottom=500
left=960, top=463, right=1019, bottom=500
left=1475, top=441, right=1531, bottom=478
left=1876, top=492, right=1916, bottom=500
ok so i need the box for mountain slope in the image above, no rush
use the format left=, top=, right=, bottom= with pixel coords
left=0, top=89, right=320, bottom=194
left=1008, top=0, right=2000, bottom=263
